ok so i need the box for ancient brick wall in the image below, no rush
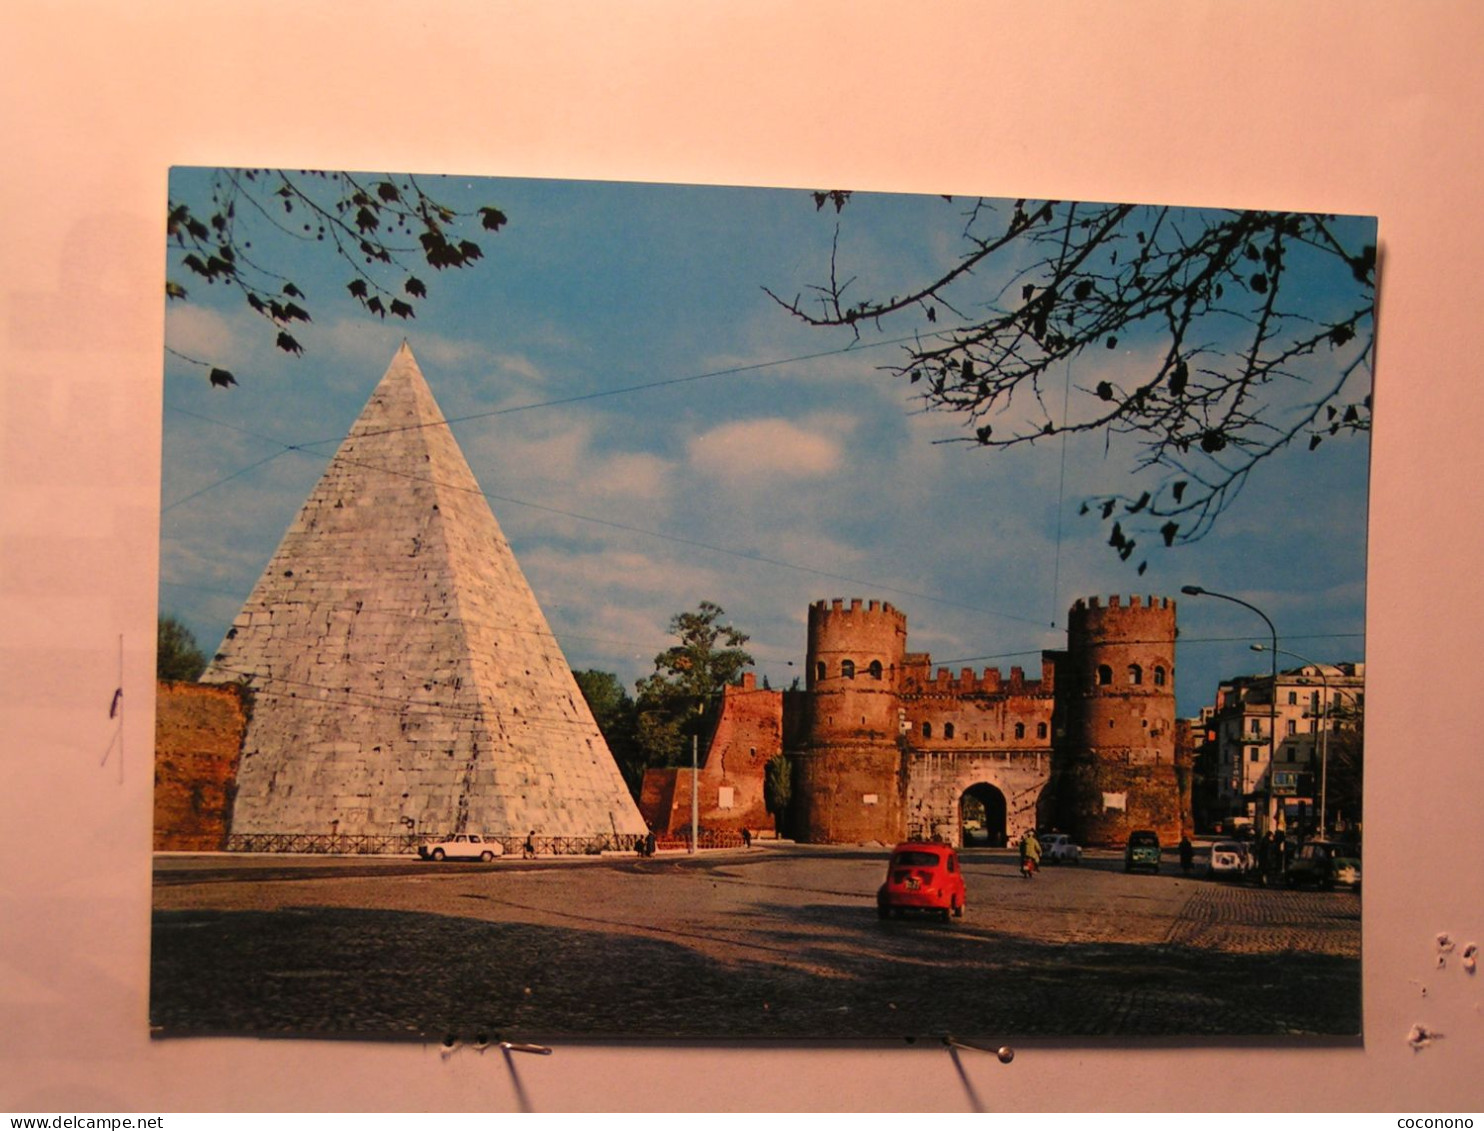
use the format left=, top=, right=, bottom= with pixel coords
left=154, top=681, right=247, bottom=851
left=1058, top=595, right=1181, bottom=845
left=638, top=674, right=781, bottom=835
left=795, top=599, right=909, bottom=844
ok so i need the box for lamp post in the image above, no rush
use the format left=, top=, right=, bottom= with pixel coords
left=1181, top=585, right=1279, bottom=832
left=1251, top=644, right=1332, bottom=839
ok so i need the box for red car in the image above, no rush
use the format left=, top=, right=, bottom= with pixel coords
left=877, top=841, right=966, bottom=921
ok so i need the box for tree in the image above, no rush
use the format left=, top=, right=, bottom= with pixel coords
left=1324, top=694, right=1364, bottom=831
left=763, top=755, right=792, bottom=836
left=166, top=168, right=508, bottom=388
left=157, top=615, right=207, bottom=682
left=572, top=669, right=644, bottom=797
left=634, top=602, right=754, bottom=768
left=769, top=196, right=1375, bottom=569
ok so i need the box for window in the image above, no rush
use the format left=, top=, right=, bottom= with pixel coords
left=1036, top=722, right=1048, bottom=740
left=1287, top=691, right=1298, bottom=705
left=1249, top=718, right=1261, bottom=735
left=921, top=721, right=932, bottom=739
left=815, top=661, right=826, bottom=683
left=841, top=659, right=855, bottom=680
left=1249, top=747, right=1260, bottom=762
left=1153, top=666, right=1167, bottom=687
left=1128, top=664, right=1143, bottom=686
left=944, top=722, right=956, bottom=739
left=1014, top=722, right=1025, bottom=739
left=869, top=659, right=883, bottom=680
left=1097, top=664, right=1113, bottom=686
left=1286, top=719, right=1297, bottom=736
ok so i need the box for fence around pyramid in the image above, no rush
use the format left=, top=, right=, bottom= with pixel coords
left=201, top=343, right=647, bottom=852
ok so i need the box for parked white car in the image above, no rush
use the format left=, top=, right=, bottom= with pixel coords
left=1206, top=840, right=1247, bottom=880
left=418, top=833, right=504, bottom=862
left=1041, top=833, right=1082, bottom=864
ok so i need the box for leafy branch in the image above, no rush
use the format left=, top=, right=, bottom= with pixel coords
left=166, top=168, right=508, bottom=387
left=767, top=199, right=1376, bottom=569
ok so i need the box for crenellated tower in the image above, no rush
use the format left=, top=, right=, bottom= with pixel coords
left=793, top=599, right=909, bottom=843
left=1057, top=595, right=1181, bottom=844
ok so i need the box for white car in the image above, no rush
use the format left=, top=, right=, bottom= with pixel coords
left=1206, top=840, right=1247, bottom=880
left=1041, top=833, right=1082, bottom=864
left=418, top=833, right=504, bottom=862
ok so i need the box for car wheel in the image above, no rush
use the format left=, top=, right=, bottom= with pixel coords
left=940, top=907, right=951, bottom=923
left=431, top=848, right=445, bottom=861
left=480, top=850, right=494, bottom=862
left=877, top=902, right=889, bottom=920
left=952, top=897, right=963, bottom=918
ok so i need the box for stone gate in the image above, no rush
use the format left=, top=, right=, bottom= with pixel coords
left=905, top=749, right=1054, bottom=847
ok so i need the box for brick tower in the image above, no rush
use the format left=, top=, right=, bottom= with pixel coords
left=1058, top=595, right=1181, bottom=845
left=202, top=343, right=647, bottom=845
left=793, top=598, right=909, bottom=843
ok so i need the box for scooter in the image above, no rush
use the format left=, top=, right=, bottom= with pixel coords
left=1020, top=855, right=1037, bottom=879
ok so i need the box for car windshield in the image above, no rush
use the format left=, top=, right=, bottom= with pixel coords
left=892, top=851, right=941, bottom=867
left=1129, top=833, right=1158, bottom=846
left=1213, top=843, right=1241, bottom=853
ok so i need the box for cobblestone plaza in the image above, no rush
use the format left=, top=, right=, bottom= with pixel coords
left=151, top=845, right=1360, bottom=1041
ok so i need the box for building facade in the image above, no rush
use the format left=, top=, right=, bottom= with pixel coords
left=1199, top=662, right=1365, bottom=834
left=643, top=594, right=1186, bottom=849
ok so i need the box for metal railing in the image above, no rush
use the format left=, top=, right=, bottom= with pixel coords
left=223, top=831, right=659, bottom=857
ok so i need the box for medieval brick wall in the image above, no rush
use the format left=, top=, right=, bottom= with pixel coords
left=790, top=594, right=1184, bottom=847
left=638, top=673, right=781, bottom=835
left=153, top=681, right=248, bottom=851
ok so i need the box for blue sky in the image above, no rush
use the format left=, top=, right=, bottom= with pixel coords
left=160, top=171, right=1374, bottom=716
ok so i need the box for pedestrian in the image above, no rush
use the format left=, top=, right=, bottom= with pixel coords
left=741, top=827, right=752, bottom=848
left=644, top=830, right=656, bottom=857
left=523, top=830, right=536, bottom=859
left=1020, top=829, right=1042, bottom=878
left=1179, top=835, right=1194, bottom=874
left=1256, top=831, right=1272, bottom=885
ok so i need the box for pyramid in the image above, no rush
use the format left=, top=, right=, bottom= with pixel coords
left=202, top=343, right=646, bottom=844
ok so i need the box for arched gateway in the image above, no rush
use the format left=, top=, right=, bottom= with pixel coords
left=905, top=751, right=1053, bottom=848
left=959, top=782, right=1008, bottom=846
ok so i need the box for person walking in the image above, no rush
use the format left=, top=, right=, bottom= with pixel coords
left=1020, top=829, right=1042, bottom=878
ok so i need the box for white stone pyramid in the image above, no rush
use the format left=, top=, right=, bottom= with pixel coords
left=203, top=343, right=646, bottom=843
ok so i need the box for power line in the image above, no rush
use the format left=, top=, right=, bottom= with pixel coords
left=162, top=327, right=946, bottom=511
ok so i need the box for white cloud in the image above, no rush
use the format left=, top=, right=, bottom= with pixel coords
left=687, top=416, right=851, bottom=481
left=164, top=303, right=243, bottom=361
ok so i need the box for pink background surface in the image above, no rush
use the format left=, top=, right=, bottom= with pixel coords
left=3, top=1, right=1482, bottom=1112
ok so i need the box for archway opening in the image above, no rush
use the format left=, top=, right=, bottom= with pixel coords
left=960, top=783, right=1007, bottom=847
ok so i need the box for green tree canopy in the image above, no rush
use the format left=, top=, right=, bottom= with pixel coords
left=769, top=197, right=1375, bottom=570
left=572, top=669, right=644, bottom=796
left=157, top=615, right=207, bottom=682
left=634, top=602, right=754, bottom=768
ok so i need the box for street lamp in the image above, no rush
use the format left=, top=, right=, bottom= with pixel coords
left=1181, top=585, right=1279, bottom=832
left=1251, top=644, right=1332, bottom=839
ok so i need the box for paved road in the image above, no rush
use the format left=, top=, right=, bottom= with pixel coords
left=150, top=845, right=1360, bottom=1042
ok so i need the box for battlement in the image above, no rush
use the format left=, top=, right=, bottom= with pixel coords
left=1073, top=594, right=1174, bottom=612
left=903, top=655, right=1058, bottom=696
left=810, top=597, right=907, bottom=626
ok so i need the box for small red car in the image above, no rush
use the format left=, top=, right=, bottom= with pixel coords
left=877, top=841, right=966, bottom=921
